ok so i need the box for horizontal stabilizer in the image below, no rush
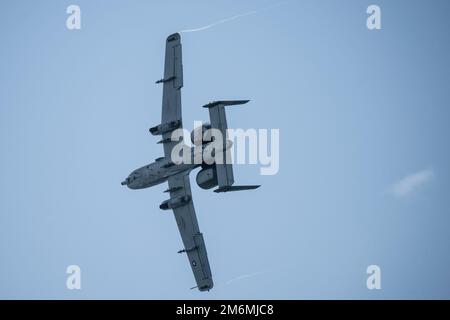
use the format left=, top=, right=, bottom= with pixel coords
left=214, top=185, right=261, bottom=193
left=203, top=100, right=250, bottom=108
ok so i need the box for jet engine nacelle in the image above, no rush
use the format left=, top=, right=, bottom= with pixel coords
left=191, top=123, right=212, bottom=146
left=159, top=195, right=191, bottom=210
left=196, top=167, right=218, bottom=190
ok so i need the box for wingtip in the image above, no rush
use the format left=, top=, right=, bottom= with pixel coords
left=167, top=33, right=181, bottom=42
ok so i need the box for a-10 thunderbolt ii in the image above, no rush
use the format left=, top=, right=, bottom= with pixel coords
left=121, top=33, right=260, bottom=291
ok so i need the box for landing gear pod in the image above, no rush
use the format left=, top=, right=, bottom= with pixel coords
left=149, top=120, right=181, bottom=136
left=159, top=195, right=191, bottom=210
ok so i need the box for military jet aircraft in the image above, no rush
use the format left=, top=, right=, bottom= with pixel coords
left=121, top=33, right=260, bottom=291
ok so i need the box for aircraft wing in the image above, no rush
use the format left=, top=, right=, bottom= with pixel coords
left=166, top=172, right=214, bottom=291
left=159, top=33, right=184, bottom=159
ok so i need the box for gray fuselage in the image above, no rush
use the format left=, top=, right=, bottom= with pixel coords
left=122, top=146, right=200, bottom=190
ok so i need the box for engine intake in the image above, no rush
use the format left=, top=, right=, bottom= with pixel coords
left=196, top=167, right=218, bottom=190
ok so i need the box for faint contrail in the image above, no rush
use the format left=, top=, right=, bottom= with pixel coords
left=225, top=271, right=265, bottom=285
left=180, top=1, right=288, bottom=33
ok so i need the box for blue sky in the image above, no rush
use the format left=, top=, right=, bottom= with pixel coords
left=1, top=0, right=450, bottom=299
